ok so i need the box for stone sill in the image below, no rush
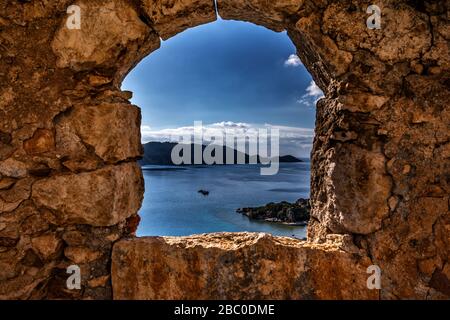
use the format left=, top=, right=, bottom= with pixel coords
left=112, top=232, right=378, bottom=300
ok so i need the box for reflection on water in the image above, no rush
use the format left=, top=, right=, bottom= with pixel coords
left=137, top=162, right=310, bottom=239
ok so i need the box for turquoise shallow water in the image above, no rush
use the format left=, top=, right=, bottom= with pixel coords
left=137, top=162, right=310, bottom=239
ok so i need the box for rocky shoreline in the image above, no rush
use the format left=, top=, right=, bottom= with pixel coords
left=236, top=198, right=310, bottom=226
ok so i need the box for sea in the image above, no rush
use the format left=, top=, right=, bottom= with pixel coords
left=137, top=161, right=310, bottom=239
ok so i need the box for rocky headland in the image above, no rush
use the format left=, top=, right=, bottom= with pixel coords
left=237, top=198, right=310, bottom=225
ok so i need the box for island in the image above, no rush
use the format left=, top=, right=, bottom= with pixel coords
left=278, top=155, right=303, bottom=163
left=236, top=198, right=310, bottom=226
left=140, top=141, right=304, bottom=166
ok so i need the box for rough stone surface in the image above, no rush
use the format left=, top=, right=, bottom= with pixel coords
left=141, top=0, right=217, bottom=39
left=32, top=163, right=143, bottom=227
left=217, top=0, right=304, bottom=32
left=56, top=103, right=142, bottom=163
left=313, top=145, right=392, bottom=235
left=23, top=129, right=55, bottom=155
left=52, top=0, right=160, bottom=82
left=0, top=0, right=449, bottom=300
left=52, top=0, right=161, bottom=84
left=112, top=233, right=377, bottom=300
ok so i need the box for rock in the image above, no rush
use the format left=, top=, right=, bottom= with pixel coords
left=314, top=146, right=392, bottom=235
left=23, top=129, right=55, bottom=155
left=87, top=75, right=112, bottom=87
left=97, top=90, right=133, bottom=101
left=0, top=178, right=16, bottom=190
left=51, top=0, right=160, bottom=82
left=112, top=232, right=377, bottom=300
left=237, top=198, right=310, bottom=225
left=0, top=131, right=14, bottom=161
left=62, top=159, right=100, bottom=173
left=0, top=237, right=19, bottom=248
left=0, top=158, right=28, bottom=178
left=32, top=163, right=143, bottom=227
left=331, top=131, right=358, bottom=142
left=321, top=3, right=432, bottom=63
left=369, top=6, right=432, bottom=63
left=31, top=234, right=61, bottom=260
left=62, top=230, right=86, bottom=247
left=141, top=0, right=217, bottom=39
left=56, top=103, right=142, bottom=163
left=88, top=275, right=110, bottom=288
left=338, top=94, right=389, bottom=113
left=289, top=13, right=353, bottom=81
left=0, top=178, right=33, bottom=213
left=64, top=246, right=102, bottom=264
left=0, top=260, right=17, bottom=282
left=388, top=196, right=399, bottom=211
left=20, top=213, right=50, bottom=236
left=217, top=0, right=303, bottom=32
left=125, top=215, right=141, bottom=235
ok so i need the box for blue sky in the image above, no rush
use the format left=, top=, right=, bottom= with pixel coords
left=122, top=18, right=322, bottom=157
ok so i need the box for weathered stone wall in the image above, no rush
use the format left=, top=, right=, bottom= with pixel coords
left=291, top=1, right=450, bottom=299
left=112, top=233, right=378, bottom=299
left=0, top=0, right=448, bottom=299
left=0, top=0, right=156, bottom=299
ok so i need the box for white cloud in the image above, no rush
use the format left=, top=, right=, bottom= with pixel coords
left=284, top=54, right=302, bottom=67
left=297, top=80, right=324, bottom=107
left=141, top=125, right=153, bottom=135
left=209, top=121, right=250, bottom=129
left=305, top=80, right=323, bottom=98
left=140, top=121, right=314, bottom=158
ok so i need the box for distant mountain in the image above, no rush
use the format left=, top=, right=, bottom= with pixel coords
left=279, top=155, right=303, bottom=163
left=140, top=142, right=303, bottom=166
left=141, top=142, right=179, bottom=165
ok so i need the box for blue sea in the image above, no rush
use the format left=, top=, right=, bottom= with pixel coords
left=137, top=162, right=310, bottom=239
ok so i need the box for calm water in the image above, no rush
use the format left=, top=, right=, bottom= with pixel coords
left=137, top=162, right=310, bottom=238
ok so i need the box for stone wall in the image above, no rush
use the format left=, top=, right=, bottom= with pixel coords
left=112, top=233, right=378, bottom=299
left=0, top=0, right=449, bottom=299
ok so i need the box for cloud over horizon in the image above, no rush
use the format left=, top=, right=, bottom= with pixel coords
left=141, top=121, right=314, bottom=158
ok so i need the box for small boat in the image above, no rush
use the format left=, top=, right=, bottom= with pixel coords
left=198, top=189, right=209, bottom=196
